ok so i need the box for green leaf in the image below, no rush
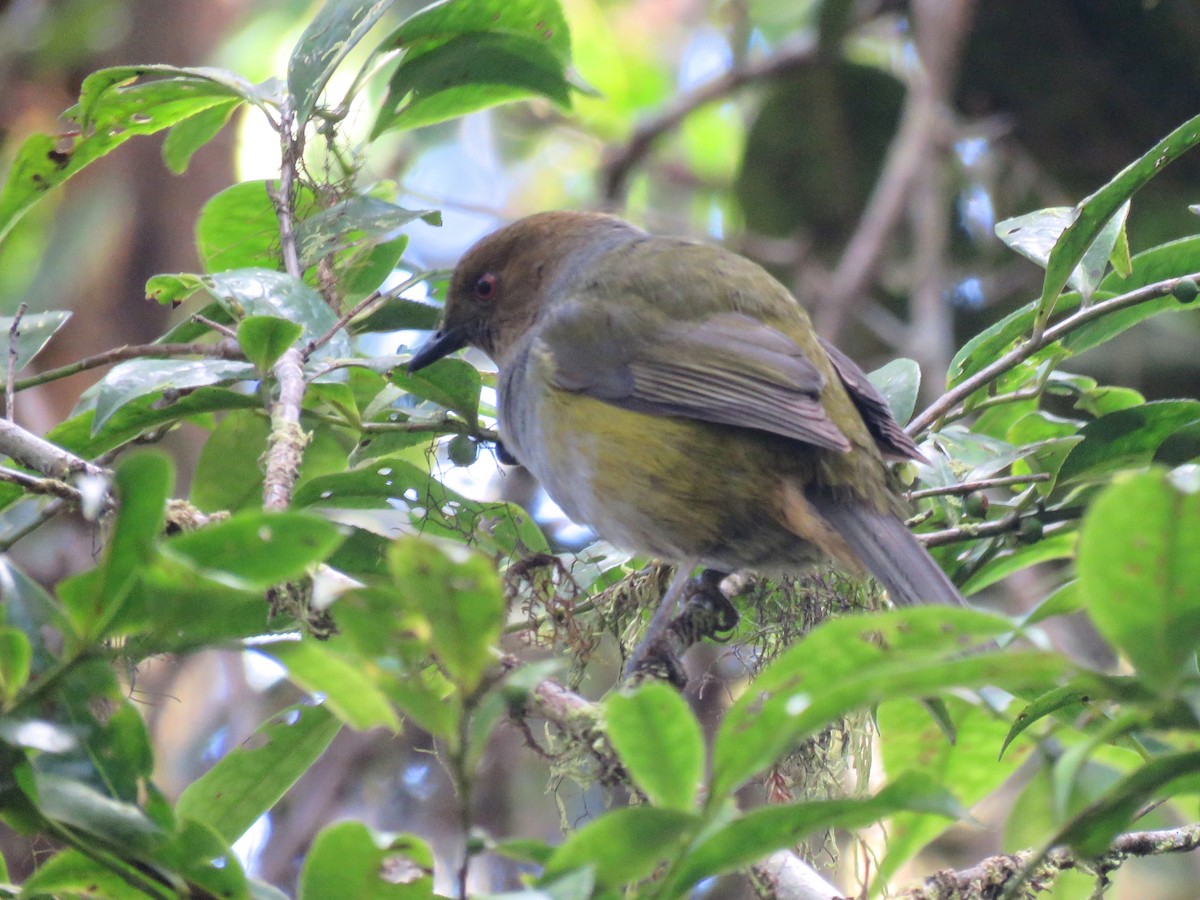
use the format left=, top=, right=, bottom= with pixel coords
left=541, top=807, right=698, bottom=889
left=605, top=682, right=703, bottom=811
left=191, top=409, right=272, bottom=512
left=178, top=703, right=341, bottom=843
left=145, top=272, right=206, bottom=306
left=1056, top=749, right=1200, bottom=857
left=373, top=32, right=572, bottom=136
left=267, top=641, right=402, bottom=731
left=92, top=357, right=256, bottom=433
left=289, top=0, right=400, bottom=126
left=0, top=627, right=31, bottom=706
left=352, top=297, right=443, bottom=333
left=299, top=822, right=434, bottom=899
left=998, top=677, right=1145, bottom=759
left=1039, top=113, right=1200, bottom=323
left=959, top=531, right=1077, bottom=597
left=295, top=196, right=437, bottom=268
left=391, top=356, right=481, bottom=422
left=0, top=557, right=72, bottom=673
left=161, top=510, right=344, bottom=590
left=1077, top=468, right=1200, bottom=686
left=341, top=236, right=410, bottom=302
left=867, top=358, right=920, bottom=425
left=49, top=386, right=260, bottom=460
left=196, top=180, right=288, bottom=273
left=667, top=772, right=960, bottom=894
left=995, top=201, right=1128, bottom=303
left=26, top=768, right=164, bottom=852
left=67, top=452, right=172, bottom=638
left=201, top=268, right=351, bottom=362
left=0, top=311, right=70, bottom=382
left=710, top=608, right=1064, bottom=799
left=238, top=315, right=305, bottom=372
left=873, top=697, right=1038, bottom=887
left=157, top=817, right=248, bottom=899
left=1057, top=400, right=1200, bottom=484
left=0, top=66, right=258, bottom=243
left=388, top=537, right=504, bottom=691
left=17, top=849, right=144, bottom=899
left=162, top=97, right=241, bottom=174
left=386, top=0, right=571, bottom=60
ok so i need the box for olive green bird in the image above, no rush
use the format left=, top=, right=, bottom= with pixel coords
left=409, top=211, right=966, bottom=657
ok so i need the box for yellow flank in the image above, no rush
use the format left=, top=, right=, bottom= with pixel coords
left=536, top=381, right=840, bottom=571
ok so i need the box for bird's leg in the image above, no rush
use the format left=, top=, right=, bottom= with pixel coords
left=622, top=563, right=696, bottom=684
left=623, top=567, right=737, bottom=686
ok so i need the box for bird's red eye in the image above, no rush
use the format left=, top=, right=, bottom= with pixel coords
left=474, top=273, right=497, bottom=300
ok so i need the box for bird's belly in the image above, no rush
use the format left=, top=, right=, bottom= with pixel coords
left=514, top=387, right=824, bottom=571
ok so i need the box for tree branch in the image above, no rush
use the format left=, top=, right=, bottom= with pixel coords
left=262, top=98, right=309, bottom=512
left=816, top=0, right=973, bottom=341
left=0, top=418, right=107, bottom=482
left=600, top=33, right=819, bottom=204
left=899, top=823, right=1200, bottom=899
left=907, top=273, right=1196, bottom=436
left=907, top=473, right=1050, bottom=501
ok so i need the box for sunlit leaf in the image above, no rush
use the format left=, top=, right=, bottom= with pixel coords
left=299, top=821, right=433, bottom=900
left=669, top=772, right=960, bottom=894
left=606, top=682, right=703, bottom=811
left=711, top=608, right=1063, bottom=799
left=178, top=704, right=341, bottom=843
left=238, top=315, right=304, bottom=373
left=161, top=510, right=344, bottom=590
left=1057, top=400, right=1200, bottom=484
left=1077, top=468, right=1200, bottom=686
left=541, top=807, right=697, bottom=889
left=267, top=641, right=401, bottom=732
left=0, top=66, right=262, bottom=243
left=388, top=538, right=503, bottom=692
left=162, top=97, right=242, bottom=174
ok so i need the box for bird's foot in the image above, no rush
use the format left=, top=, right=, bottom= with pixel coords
left=623, top=568, right=737, bottom=688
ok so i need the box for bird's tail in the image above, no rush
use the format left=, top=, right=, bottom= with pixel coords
left=797, top=488, right=968, bottom=608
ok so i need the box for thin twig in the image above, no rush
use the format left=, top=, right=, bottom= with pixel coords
left=6, top=302, right=27, bottom=421
left=0, top=466, right=83, bottom=503
left=191, top=314, right=238, bottom=339
left=12, top=340, right=244, bottom=393
left=907, top=273, right=1196, bottom=436
left=900, top=822, right=1200, bottom=899
left=305, top=270, right=431, bottom=359
left=907, top=473, right=1050, bottom=500
left=601, top=33, right=819, bottom=203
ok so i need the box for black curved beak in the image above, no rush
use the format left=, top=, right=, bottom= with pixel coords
left=407, top=325, right=468, bottom=373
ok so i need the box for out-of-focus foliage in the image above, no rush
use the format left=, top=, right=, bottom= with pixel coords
left=0, top=1, right=1199, bottom=898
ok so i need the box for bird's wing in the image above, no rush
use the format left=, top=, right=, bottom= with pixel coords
left=817, top=337, right=928, bottom=463
left=541, top=308, right=852, bottom=452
